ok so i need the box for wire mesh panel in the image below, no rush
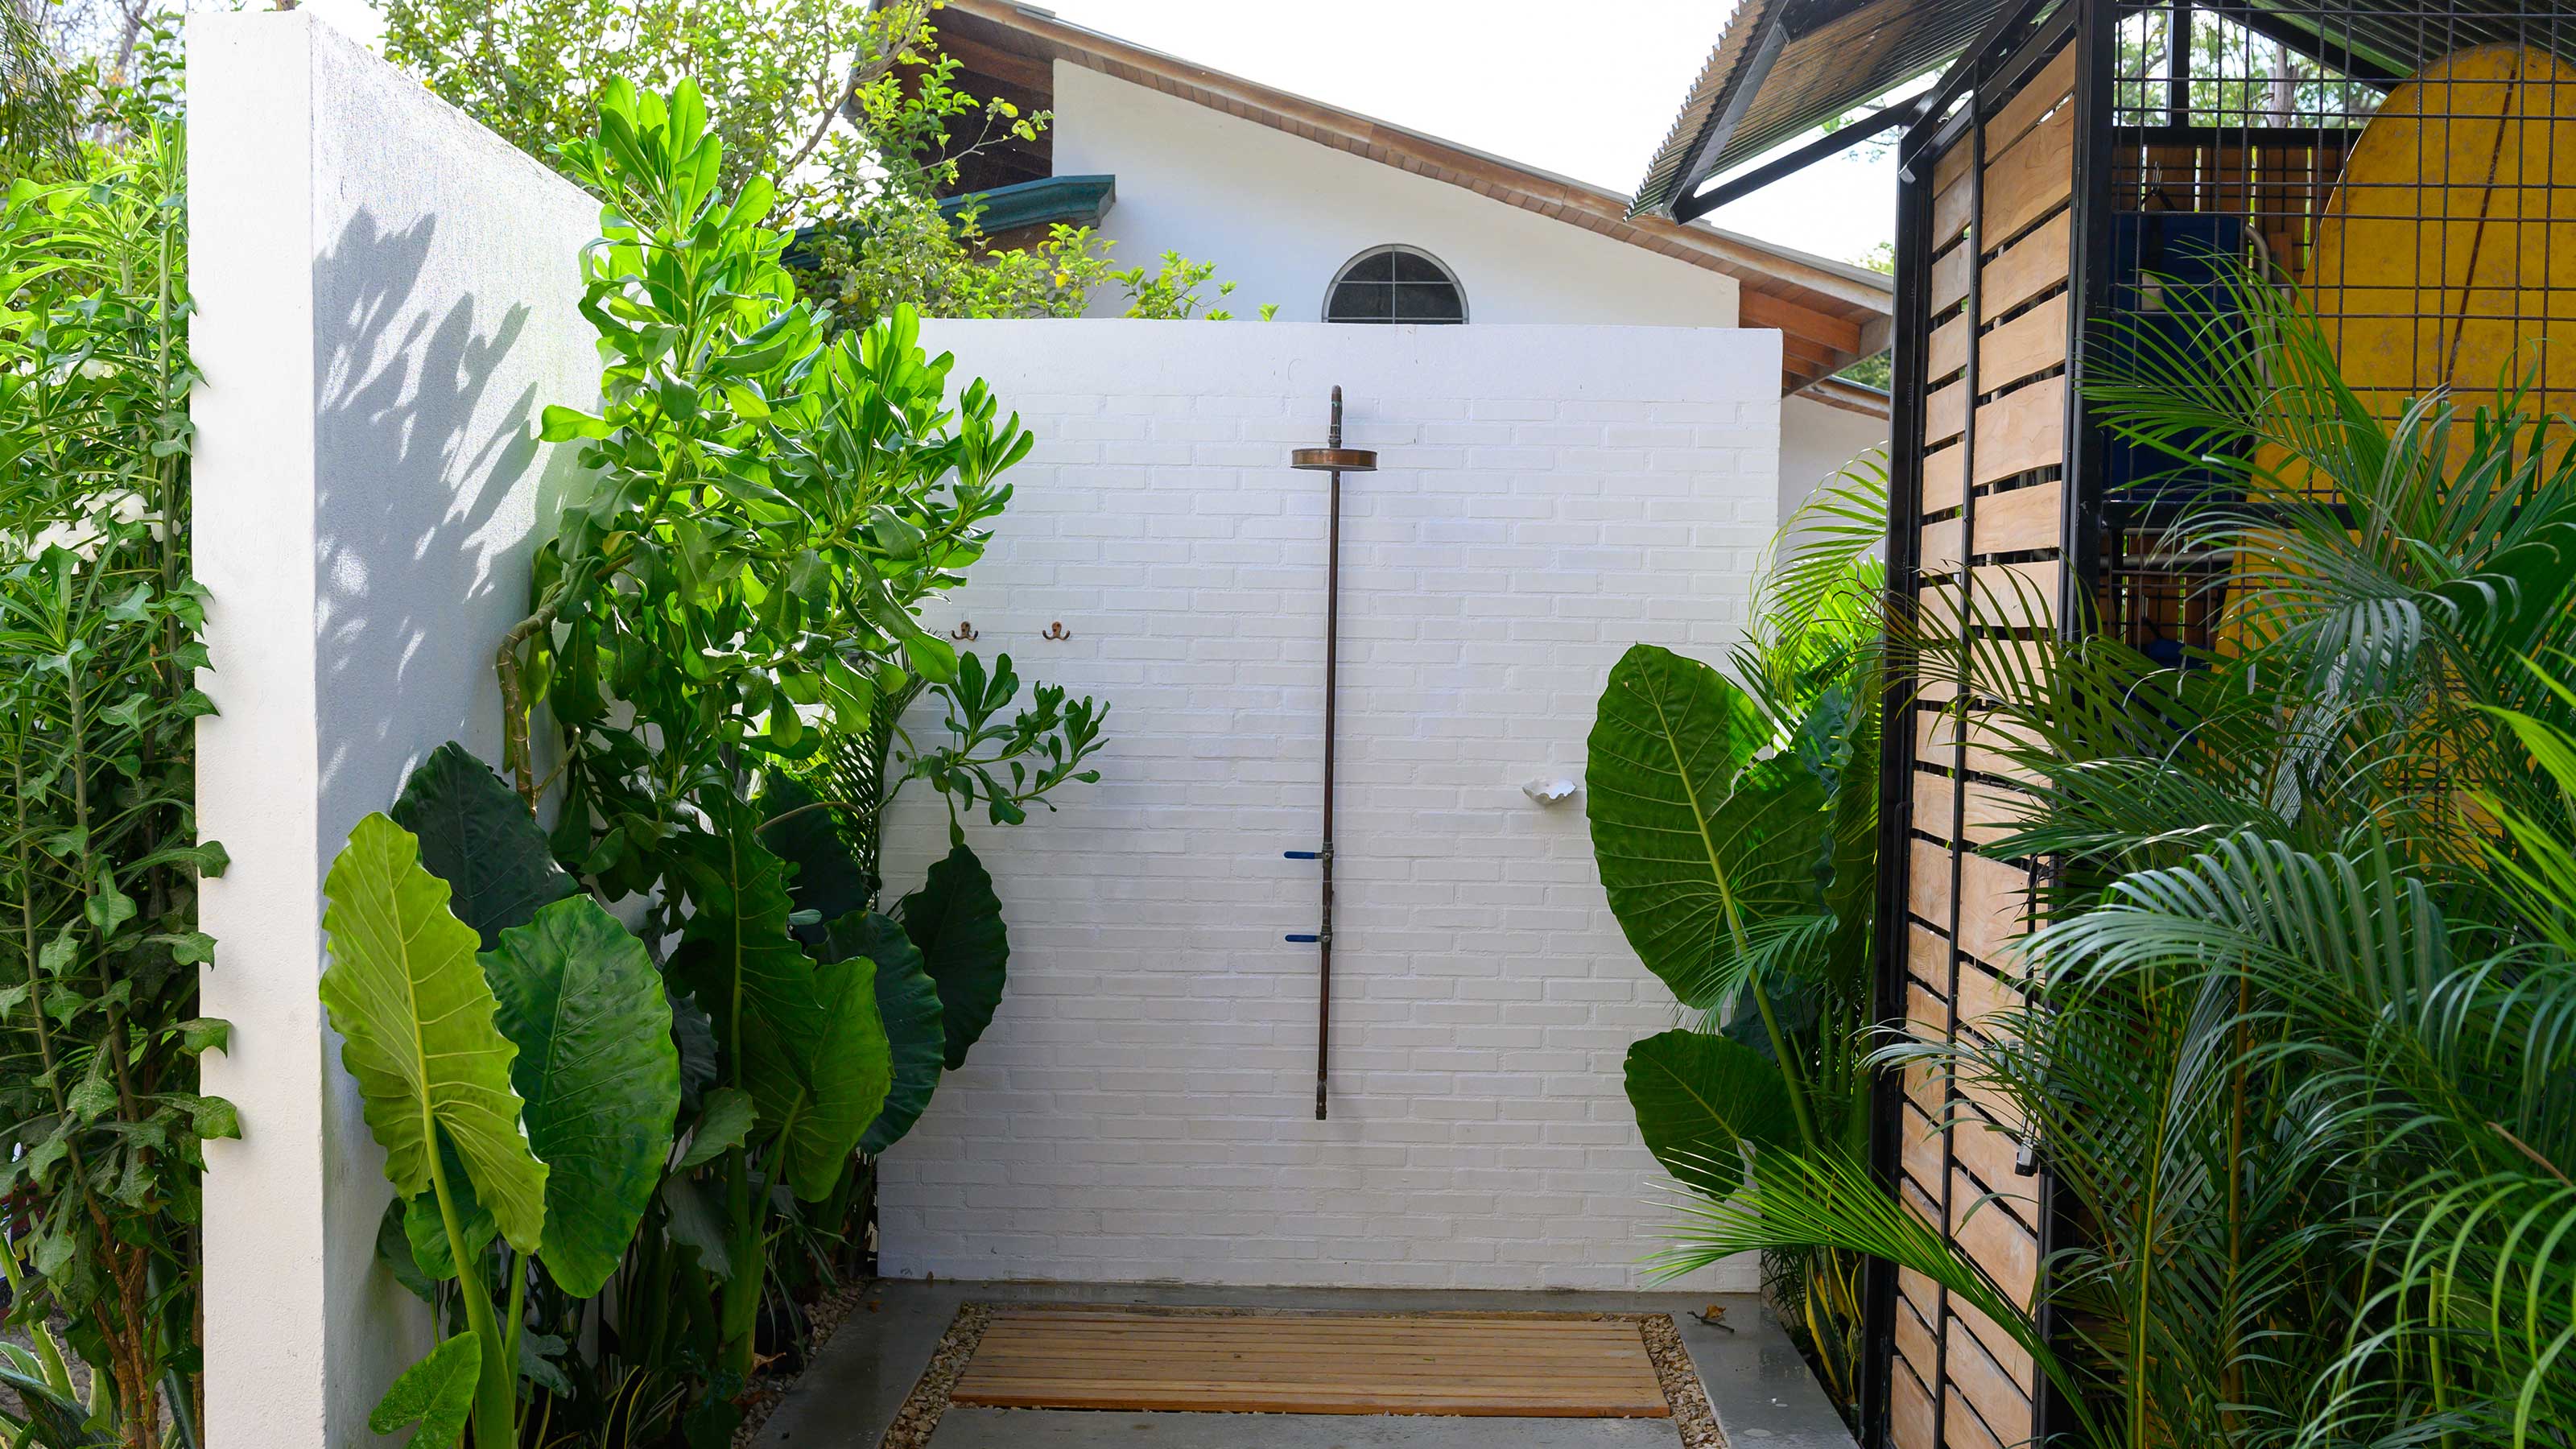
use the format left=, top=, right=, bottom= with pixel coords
left=2101, top=1, right=2576, bottom=646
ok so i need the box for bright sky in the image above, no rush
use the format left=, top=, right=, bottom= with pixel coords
left=295, top=0, right=1901, bottom=266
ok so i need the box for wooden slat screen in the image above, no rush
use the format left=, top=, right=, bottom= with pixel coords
left=1885, top=23, right=2081, bottom=1449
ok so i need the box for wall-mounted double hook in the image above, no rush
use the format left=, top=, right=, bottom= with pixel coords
left=949, top=619, right=1068, bottom=642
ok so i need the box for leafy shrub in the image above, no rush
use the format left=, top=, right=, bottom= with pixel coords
left=320, top=78, right=1108, bottom=1448
left=383, top=0, right=1265, bottom=327
left=1585, top=459, right=1887, bottom=1418
left=0, top=35, right=225, bottom=1449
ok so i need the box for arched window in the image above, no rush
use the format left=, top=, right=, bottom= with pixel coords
left=1323, top=246, right=1467, bottom=324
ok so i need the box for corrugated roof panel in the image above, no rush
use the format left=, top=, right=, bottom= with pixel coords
left=1719, top=0, right=2000, bottom=171
left=1639, top=0, right=2576, bottom=221
left=1637, top=0, right=2006, bottom=217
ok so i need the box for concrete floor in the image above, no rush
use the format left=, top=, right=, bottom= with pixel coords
left=753, top=1282, right=1855, bottom=1449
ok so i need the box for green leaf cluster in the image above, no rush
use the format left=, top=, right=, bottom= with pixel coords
left=379, top=0, right=1268, bottom=332
left=0, top=26, right=219, bottom=1447
left=427, top=77, right=1106, bottom=1443
left=324, top=773, right=681, bottom=1449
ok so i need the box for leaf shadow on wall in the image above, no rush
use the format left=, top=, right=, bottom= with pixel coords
left=308, top=207, right=584, bottom=815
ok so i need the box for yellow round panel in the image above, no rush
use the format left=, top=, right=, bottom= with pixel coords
left=2304, top=42, right=2576, bottom=433
left=2210, top=46, right=2576, bottom=656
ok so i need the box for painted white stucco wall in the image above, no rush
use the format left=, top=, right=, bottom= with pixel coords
left=1051, top=64, right=1741, bottom=329
left=1781, top=393, right=1894, bottom=522
left=875, top=320, right=1782, bottom=1292
left=191, top=13, right=599, bottom=1447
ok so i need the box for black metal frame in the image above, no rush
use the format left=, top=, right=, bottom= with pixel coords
left=1680, top=101, right=1927, bottom=219
left=1860, top=103, right=1935, bottom=1449
left=1868, top=2, right=2078, bottom=1444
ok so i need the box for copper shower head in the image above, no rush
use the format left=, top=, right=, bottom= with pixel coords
left=1290, top=385, right=1375, bottom=471
left=1290, top=446, right=1376, bottom=472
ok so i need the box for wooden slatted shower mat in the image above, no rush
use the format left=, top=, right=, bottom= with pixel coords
left=947, top=1306, right=1675, bottom=1417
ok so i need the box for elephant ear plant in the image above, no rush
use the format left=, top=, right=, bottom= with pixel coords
left=304, top=80, right=1107, bottom=1447
left=517, top=76, right=1100, bottom=1405
left=320, top=751, right=681, bottom=1449
left=1584, top=460, right=1887, bottom=1418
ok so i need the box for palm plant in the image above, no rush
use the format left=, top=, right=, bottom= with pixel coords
left=1648, top=268, right=2576, bottom=1449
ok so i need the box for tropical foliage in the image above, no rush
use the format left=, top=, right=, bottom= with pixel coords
left=322, top=802, right=675, bottom=1449
left=1648, top=270, right=2576, bottom=1449
left=382, top=0, right=1265, bottom=328
left=1586, top=457, right=1888, bottom=1416
left=314, top=78, right=1106, bottom=1448
left=0, top=26, right=221, bottom=1449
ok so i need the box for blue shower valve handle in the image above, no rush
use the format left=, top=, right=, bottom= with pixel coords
left=1285, top=933, right=1320, bottom=943
left=1284, top=849, right=1321, bottom=860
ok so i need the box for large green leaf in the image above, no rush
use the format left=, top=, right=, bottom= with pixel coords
left=758, top=774, right=867, bottom=927
left=819, top=912, right=944, bottom=1155
left=366, top=1331, right=480, bottom=1449
left=671, top=988, right=717, bottom=1114
left=485, top=895, right=681, bottom=1298
left=898, top=843, right=1006, bottom=1068
left=671, top=815, right=892, bottom=1200
left=670, top=815, right=815, bottom=1103
left=658, top=1174, right=731, bottom=1278
left=390, top=741, right=578, bottom=950
left=1624, top=1028, right=1798, bottom=1191
left=675, top=1086, right=757, bottom=1171
left=376, top=1197, right=434, bottom=1303
left=1586, top=645, right=1830, bottom=1008
left=786, top=952, right=892, bottom=1199
left=0, top=1359, right=112, bottom=1447
left=320, top=813, right=547, bottom=1251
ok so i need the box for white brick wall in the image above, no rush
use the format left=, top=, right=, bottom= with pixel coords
left=877, top=321, right=1780, bottom=1291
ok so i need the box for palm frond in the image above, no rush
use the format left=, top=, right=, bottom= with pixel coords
left=1650, top=1146, right=2099, bottom=1440
left=1660, top=258, right=2576, bottom=1449
left=1756, top=449, right=1889, bottom=642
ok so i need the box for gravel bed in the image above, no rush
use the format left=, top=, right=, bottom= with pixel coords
left=865, top=1299, right=994, bottom=1449
left=1639, top=1311, right=1726, bottom=1448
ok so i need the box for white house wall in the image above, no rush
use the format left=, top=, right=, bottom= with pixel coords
left=1051, top=62, right=1889, bottom=518
left=1781, top=393, right=1893, bottom=523
left=1052, top=64, right=1742, bottom=328
left=876, top=320, right=1782, bottom=1292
